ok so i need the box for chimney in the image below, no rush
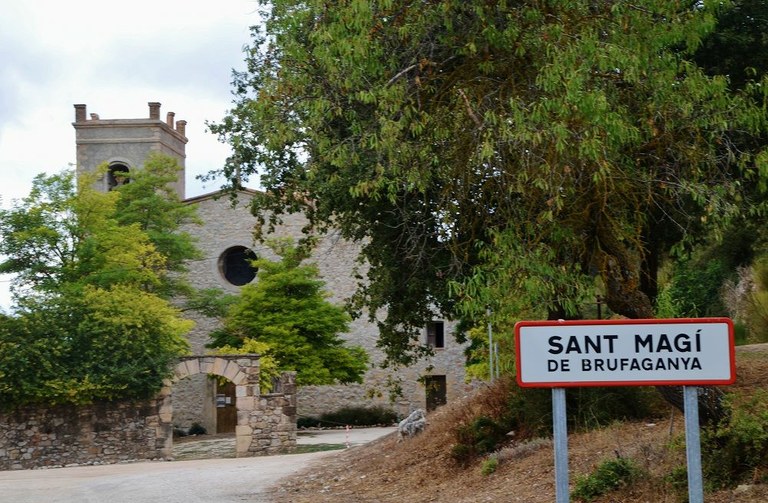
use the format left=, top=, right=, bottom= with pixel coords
left=148, top=102, right=161, bottom=120
left=176, top=120, right=187, bottom=138
left=74, top=104, right=87, bottom=122
left=166, top=111, right=175, bottom=127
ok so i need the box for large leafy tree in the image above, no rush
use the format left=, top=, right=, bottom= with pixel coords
left=111, top=152, right=203, bottom=299
left=210, top=0, right=768, bottom=366
left=0, top=168, right=192, bottom=408
left=208, top=239, right=369, bottom=385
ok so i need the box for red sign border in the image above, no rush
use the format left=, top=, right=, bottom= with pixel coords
left=514, top=317, right=736, bottom=388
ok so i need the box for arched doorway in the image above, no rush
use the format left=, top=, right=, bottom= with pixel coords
left=157, top=355, right=297, bottom=457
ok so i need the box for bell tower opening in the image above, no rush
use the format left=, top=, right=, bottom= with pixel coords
left=107, top=163, right=131, bottom=190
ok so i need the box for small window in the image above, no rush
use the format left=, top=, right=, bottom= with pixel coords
left=424, top=375, right=447, bottom=411
left=108, top=164, right=130, bottom=190
left=426, top=321, right=445, bottom=348
left=219, top=246, right=258, bottom=286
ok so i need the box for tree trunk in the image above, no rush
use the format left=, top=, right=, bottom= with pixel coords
left=597, top=224, right=727, bottom=425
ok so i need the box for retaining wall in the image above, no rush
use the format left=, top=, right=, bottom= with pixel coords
left=0, top=399, right=168, bottom=470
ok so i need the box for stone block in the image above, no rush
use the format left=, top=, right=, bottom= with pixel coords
left=235, top=433, right=253, bottom=455
left=236, top=396, right=255, bottom=411
left=223, top=362, right=240, bottom=382
left=235, top=425, right=252, bottom=437
left=236, top=385, right=255, bottom=398
left=231, top=371, right=247, bottom=385
left=186, top=358, right=200, bottom=375
left=212, top=358, right=227, bottom=376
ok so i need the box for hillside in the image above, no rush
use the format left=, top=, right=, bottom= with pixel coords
left=269, top=345, right=768, bottom=502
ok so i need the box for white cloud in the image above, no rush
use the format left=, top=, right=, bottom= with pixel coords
left=0, top=0, right=263, bottom=311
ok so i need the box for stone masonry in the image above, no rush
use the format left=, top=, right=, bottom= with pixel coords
left=181, top=191, right=470, bottom=420
left=0, top=356, right=297, bottom=470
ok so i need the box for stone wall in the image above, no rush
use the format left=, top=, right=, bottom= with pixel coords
left=239, top=373, right=298, bottom=455
left=0, top=399, right=168, bottom=471
left=182, top=193, right=470, bottom=421
left=0, top=358, right=298, bottom=470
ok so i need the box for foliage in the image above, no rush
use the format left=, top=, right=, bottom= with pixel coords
left=666, top=257, right=729, bottom=317
left=701, top=392, right=768, bottom=489
left=298, top=405, right=398, bottom=428
left=0, top=286, right=190, bottom=408
left=724, top=260, right=768, bottom=343
left=210, top=0, right=768, bottom=366
left=109, top=153, right=203, bottom=299
left=693, top=0, right=768, bottom=90
left=572, top=457, right=640, bottom=502
left=212, top=337, right=281, bottom=392
left=463, top=322, right=513, bottom=383
left=449, top=377, right=658, bottom=466
left=480, top=455, right=498, bottom=476
left=208, top=238, right=369, bottom=385
left=0, top=168, right=192, bottom=408
left=451, top=415, right=511, bottom=466
left=188, top=422, right=208, bottom=436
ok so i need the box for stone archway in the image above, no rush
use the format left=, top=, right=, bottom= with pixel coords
left=157, top=355, right=297, bottom=458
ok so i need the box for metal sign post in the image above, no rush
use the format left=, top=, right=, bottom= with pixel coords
left=552, top=387, right=569, bottom=503
left=684, top=386, right=704, bottom=503
left=515, top=318, right=735, bottom=501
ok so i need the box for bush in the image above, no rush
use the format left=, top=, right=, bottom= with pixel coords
left=188, top=422, right=207, bottom=436
left=298, top=406, right=398, bottom=428
left=452, top=415, right=511, bottom=465
left=448, top=377, right=659, bottom=467
left=701, top=392, right=768, bottom=490
left=0, top=287, right=190, bottom=409
left=572, top=457, right=640, bottom=502
left=480, top=455, right=498, bottom=476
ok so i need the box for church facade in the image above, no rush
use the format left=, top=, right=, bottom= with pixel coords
left=73, top=102, right=470, bottom=433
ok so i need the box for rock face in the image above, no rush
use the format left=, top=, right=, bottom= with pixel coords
left=397, top=409, right=427, bottom=442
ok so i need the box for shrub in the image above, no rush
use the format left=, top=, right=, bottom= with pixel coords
left=188, top=422, right=207, bottom=436
left=452, top=415, right=511, bottom=465
left=298, top=406, right=398, bottom=428
left=480, top=455, right=498, bottom=476
left=572, top=457, right=640, bottom=502
left=448, top=377, right=659, bottom=467
left=701, top=392, right=768, bottom=490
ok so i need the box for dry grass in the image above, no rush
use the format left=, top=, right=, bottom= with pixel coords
left=268, top=344, right=768, bottom=503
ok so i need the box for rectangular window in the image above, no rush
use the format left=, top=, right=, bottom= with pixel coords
left=426, top=321, right=445, bottom=348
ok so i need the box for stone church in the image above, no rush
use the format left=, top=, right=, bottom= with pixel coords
left=73, top=102, right=470, bottom=434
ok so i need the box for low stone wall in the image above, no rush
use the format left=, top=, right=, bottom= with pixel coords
left=0, top=399, right=168, bottom=471
left=0, top=358, right=299, bottom=470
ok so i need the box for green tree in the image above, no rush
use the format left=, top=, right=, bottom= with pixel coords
left=693, top=0, right=768, bottom=90
left=209, top=0, right=768, bottom=366
left=110, top=153, right=203, bottom=299
left=0, top=169, right=191, bottom=408
left=208, top=238, right=368, bottom=385
left=0, top=170, right=166, bottom=301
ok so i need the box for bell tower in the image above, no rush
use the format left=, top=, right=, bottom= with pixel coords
left=72, top=102, right=188, bottom=198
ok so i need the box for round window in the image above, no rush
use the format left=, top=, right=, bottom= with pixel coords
left=218, top=246, right=258, bottom=286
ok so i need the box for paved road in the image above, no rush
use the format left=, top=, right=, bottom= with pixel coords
left=0, top=427, right=396, bottom=503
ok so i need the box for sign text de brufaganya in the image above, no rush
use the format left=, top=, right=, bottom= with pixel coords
left=515, top=319, right=735, bottom=387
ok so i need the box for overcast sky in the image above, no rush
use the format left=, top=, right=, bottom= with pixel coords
left=0, top=0, right=263, bottom=311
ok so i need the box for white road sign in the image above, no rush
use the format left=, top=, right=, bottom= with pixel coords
left=515, top=318, right=735, bottom=387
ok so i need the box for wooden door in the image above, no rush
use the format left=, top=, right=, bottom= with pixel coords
left=216, top=380, right=237, bottom=433
left=425, top=375, right=447, bottom=411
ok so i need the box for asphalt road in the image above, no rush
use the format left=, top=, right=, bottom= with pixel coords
left=0, top=427, right=396, bottom=503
